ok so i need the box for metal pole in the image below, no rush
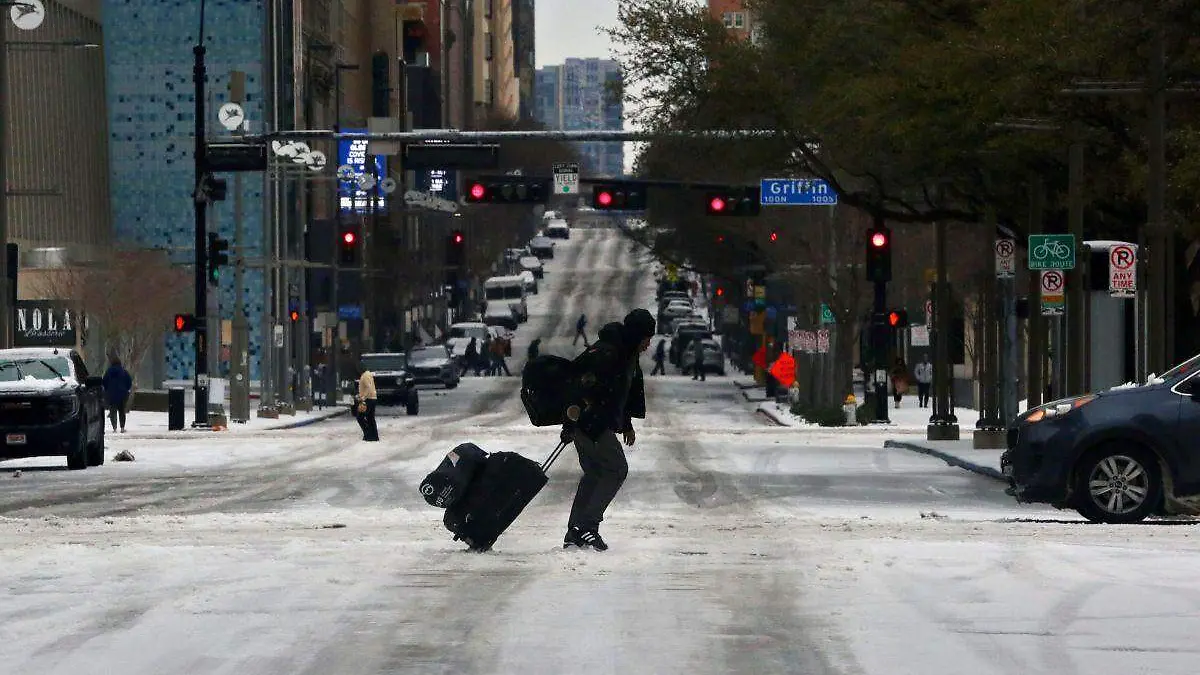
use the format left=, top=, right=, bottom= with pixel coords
left=1002, top=276, right=1018, bottom=424
left=1066, top=124, right=1085, bottom=396
left=191, top=4, right=211, bottom=427
left=0, top=16, right=10, bottom=349
left=928, top=216, right=960, bottom=440
left=330, top=66, right=343, bottom=406
left=1148, top=23, right=1171, bottom=372
left=872, top=278, right=888, bottom=423
left=1026, top=176, right=1045, bottom=410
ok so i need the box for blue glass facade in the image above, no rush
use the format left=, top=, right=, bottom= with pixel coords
left=103, top=0, right=268, bottom=380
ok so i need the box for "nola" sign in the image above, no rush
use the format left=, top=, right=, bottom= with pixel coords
left=13, top=301, right=78, bottom=347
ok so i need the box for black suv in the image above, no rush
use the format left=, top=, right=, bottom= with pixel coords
left=0, top=348, right=106, bottom=470
left=360, top=353, right=419, bottom=415
left=1002, top=352, right=1200, bottom=523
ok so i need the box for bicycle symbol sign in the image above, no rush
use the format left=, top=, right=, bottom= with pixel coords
left=1028, top=234, right=1076, bottom=270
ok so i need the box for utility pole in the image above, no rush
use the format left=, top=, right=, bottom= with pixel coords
left=974, top=206, right=1004, bottom=448
left=191, top=3, right=211, bottom=427
left=928, top=213, right=960, bottom=441
left=1026, top=175, right=1045, bottom=410
left=229, top=70, right=251, bottom=422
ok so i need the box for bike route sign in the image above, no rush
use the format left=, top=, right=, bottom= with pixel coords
left=1028, top=234, right=1076, bottom=270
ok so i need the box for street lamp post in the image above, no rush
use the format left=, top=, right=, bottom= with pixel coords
left=191, top=0, right=211, bottom=427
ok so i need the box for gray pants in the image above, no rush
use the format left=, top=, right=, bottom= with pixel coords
left=568, top=429, right=628, bottom=531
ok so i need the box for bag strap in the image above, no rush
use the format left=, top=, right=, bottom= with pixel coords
left=541, top=441, right=568, bottom=473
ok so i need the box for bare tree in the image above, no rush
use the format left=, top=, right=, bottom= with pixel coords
left=35, top=249, right=190, bottom=387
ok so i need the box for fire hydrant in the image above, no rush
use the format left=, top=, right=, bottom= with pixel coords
left=843, top=394, right=858, bottom=426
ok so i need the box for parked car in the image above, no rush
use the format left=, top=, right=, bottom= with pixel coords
left=407, top=346, right=460, bottom=389
left=0, top=347, right=106, bottom=470
left=529, top=236, right=555, bottom=259
left=519, top=255, right=544, bottom=279
left=359, top=352, right=418, bottom=415
left=545, top=219, right=570, bottom=239
left=658, top=290, right=691, bottom=309
left=518, top=269, right=539, bottom=295
left=446, top=322, right=490, bottom=359
left=1001, top=352, right=1200, bottom=523
left=670, top=326, right=713, bottom=365
left=658, top=300, right=695, bottom=333
left=679, top=338, right=726, bottom=376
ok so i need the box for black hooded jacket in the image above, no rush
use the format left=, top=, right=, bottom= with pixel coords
left=569, top=321, right=646, bottom=438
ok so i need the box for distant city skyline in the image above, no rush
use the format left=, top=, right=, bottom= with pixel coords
left=533, top=0, right=620, bottom=68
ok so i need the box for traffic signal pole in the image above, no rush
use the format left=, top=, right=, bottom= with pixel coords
left=872, top=279, right=889, bottom=423
left=191, top=11, right=211, bottom=428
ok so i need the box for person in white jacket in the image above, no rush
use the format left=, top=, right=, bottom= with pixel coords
left=914, top=356, right=934, bottom=408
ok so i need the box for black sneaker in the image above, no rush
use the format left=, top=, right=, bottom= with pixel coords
left=563, top=526, right=608, bottom=551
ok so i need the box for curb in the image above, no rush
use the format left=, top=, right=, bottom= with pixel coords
left=755, top=406, right=788, bottom=427
left=883, top=439, right=1006, bottom=482
left=274, top=408, right=349, bottom=429
left=115, top=408, right=348, bottom=440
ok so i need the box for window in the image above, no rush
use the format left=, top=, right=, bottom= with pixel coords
left=485, top=35, right=493, bottom=60
left=484, top=79, right=494, bottom=104
left=723, top=11, right=746, bottom=28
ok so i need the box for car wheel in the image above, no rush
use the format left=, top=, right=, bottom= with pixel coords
left=87, top=422, right=105, bottom=466
left=1073, top=445, right=1162, bottom=524
left=67, top=417, right=88, bottom=470
left=406, top=391, right=420, bottom=416
left=718, top=369, right=726, bottom=376
left=445, top=379, right=458, bottom=390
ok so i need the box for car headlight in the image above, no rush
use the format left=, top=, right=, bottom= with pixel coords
left=1025, top=395, right=1096, bottom=424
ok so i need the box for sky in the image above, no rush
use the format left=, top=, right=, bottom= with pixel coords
left=534, top=0, right=621, bottom=68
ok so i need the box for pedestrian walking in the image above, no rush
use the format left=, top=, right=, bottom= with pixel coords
left=690, top=338, right=707, bottom=381
left=461, top=337, right=479, bottom=377
left=890, top=357, right=910, bottom=409
left=491, top=336, right=512, bottom=376
left=573, top=313, right=589, bottom=347
left=527, top=337, right=542, bottom=363
left=560, top=308, right=656, bottom=551
left=101, top=355, right=133, bottom=433
left=650, top=339, right=666, bottom=376
left=355, top=363, right=379, bottom=442
left=914, top=356, right=934, bottom=408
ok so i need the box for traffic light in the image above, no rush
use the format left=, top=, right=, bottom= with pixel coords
left=714, top=285, right=725, bottom=298
left=865, top=226, right=892, bottom=283
left=704, top=187, right=760, bottom=216
left=290, top=309, right=300, bottom=322
left=463, top=177, right=551, bottom=204
left=887, top=309, right=909, bottom=328
left=339, top=225, right=359, bottom=265
left=591, top=182, right=647, bottom=211
left=206, top=232, right=230, bottom=285
left=446, top=230, right=466, bottom=266
left=769, top=231, right=779, bottom=243
left=196, top=173, right=228, bottom=203
left=715, top=234, right=726, bottom=244
left=173, top=313, right=196, bottom=332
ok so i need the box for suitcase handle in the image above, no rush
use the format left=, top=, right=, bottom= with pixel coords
left=541, top=441, right=568, bottom=473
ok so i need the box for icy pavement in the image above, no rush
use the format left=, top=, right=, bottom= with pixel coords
left=1, top=229, right=1198, bottom=675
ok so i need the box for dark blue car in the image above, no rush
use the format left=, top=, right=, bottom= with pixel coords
left=1002, top=353, right=1200, bottom=523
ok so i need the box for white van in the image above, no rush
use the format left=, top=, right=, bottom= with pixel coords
left=483, top=275, right=529, bottom=329
left=545, top=218, right=570, bottom=239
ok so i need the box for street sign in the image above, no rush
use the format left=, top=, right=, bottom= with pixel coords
left=745, top=278, right=754, bottom=296
left=820, top=303, right=836, bottom=325
left=218, top=102, right=246, bottom=131
left=786, top=316, right=796, bottom=332
left=816, top=329, right=830, bottom=354
left=1028, top=234, right=1076, bottom=270
left=666, top=263, right=678, bottom=282
left=10, top=0, right=45, bottom=30
left=910, top=325, right=930, bottom=347
left=759, top=178, right=838, bottom=205
left=925, top=299, right=933, bottom=326
left=1108, top=244, right=1137, bottom=299
left=272, top=324, right=285, bottom=348
left=753, top=285, right=766, bottom=301
left=1040, top=270, right=1066, bottom=316
left=994, top=238, right=1016, bottom=278
left=553, top=162, right=580, bottom=195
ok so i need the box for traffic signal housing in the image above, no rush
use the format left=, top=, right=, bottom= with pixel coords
left=206, top=232, right=230, bottom=285
left=591, top=182, right=647, bottom=211
left=704, top=187, right=761, bottom=217
left=446, top=230, right=466, bottom=267
left=173, top=313, right=196, bottom=333
left=865, top=226, right=892, bottom=283
left=339, top=225, right=359, bottom=265
left=463, top=176, right=551, bottom=204
left=887, top=309, right=909, bottom=328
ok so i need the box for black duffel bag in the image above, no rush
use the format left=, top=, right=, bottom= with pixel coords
left=520, top=354, right=582, bottom=427
left=419, top=442, right=489, bottom=508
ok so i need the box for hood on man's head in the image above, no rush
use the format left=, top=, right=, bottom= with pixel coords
left=621, top=308, right=656, bottom=343
left=597, top=322, right=625, bottom=346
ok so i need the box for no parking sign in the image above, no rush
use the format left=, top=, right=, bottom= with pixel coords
left=1108, top=244, right=1137, bottom=299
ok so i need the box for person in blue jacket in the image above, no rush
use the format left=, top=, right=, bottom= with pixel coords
left=102, top=355, right=133, bottom=433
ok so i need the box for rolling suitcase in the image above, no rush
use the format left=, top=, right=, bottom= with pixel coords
left=443, top=441, right=568, bottom=552
left=418, top=442, right=490, bottom=509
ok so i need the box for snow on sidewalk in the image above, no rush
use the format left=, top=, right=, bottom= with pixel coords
left=116, top=404, right=347, bottom=439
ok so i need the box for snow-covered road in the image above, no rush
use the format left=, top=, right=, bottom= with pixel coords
left=2, top=227, right=1198, bottom=675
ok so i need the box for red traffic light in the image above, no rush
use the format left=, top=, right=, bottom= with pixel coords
left=469, top=182, right=486, bottom=200
left=709, top=196, right=727, bottom=213
left=870, top=231, right=888, bottom=248
left=342, top=231, right=357, bottom=245
left=769, top=231, right=779, bottom=242
left=716, top=234, right=726, bottom=244
left=596, top=190, right=613, bottom=207
left=173, top=314, right=195, bottom=332
left=888, top=312, right=900, bottom=326
left=174, top=315, right=186, bottom=331
left=715, top=287, right=725, bottom=297
left=290, top=310, right=300, bottom=322
left=452, top=231, right=464, bottom=245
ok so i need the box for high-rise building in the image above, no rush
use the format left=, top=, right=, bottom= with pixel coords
left=473, top=0, right=519, bottom=123
left=513, top=0, right=536, bottom=123
left=534, top=58, right=623, bottom=177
